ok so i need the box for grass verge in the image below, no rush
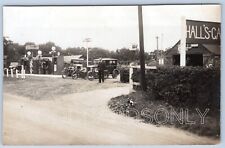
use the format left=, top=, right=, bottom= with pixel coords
left=3, top=76, right=127, bottom=100
left=108, top=91, right=220, bottom=139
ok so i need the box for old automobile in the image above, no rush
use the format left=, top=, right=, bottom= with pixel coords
left=93, top=58, right=119, bottom=78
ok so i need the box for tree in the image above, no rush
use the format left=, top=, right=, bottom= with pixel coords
left=63, top=47, right=111, bottom=60
left=3, top=37, right=13, bottom=56
left=112, top=48, right=140, bottom=62
left=88, top=47, right=111, bottom=60
left=24, top=42, right=35, bottom=46
left=39, top=42, right=62, bottom=56
left=63, top=47, right=86, bottom=56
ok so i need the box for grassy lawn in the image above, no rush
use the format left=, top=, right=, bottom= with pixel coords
left=3, top=76, right=127, bottom=100
left=108, top=91, right=220, bottom=139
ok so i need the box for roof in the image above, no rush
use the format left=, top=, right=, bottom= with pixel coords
left=202, top=44, right=220, bottom=55
left=32, top=56, right=52, bottom=61
left=10, top=62, right=19, bottom=67
left=165, top=40, right=221, bottom=56
left=94, top=58, right=118, bottom=61
left=186, top=45, right=210, bottom=54
left=42, top=57, right=52, bottom=61
left=87, top=65, right=98, bottom=68
left=64, top=55, right=84, bottom=63
left=164, top=41, right=180, bottom=56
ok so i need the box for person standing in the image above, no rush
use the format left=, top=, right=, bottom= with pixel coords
left=98, top=58, right=105, bottom=83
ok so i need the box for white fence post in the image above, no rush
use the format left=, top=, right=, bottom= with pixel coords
left=16, top=69, right=18, bottom=78
left=159, top=58, right=164, bottom=65
left=21, top=65, right=23, bottom=79
left=10, top=68, right=13, bottom=78
left=23, top=70, right=26, bottom=79
left=129, top=65, right=157, bottom=91
left=21, top=65, right=25, bottom=79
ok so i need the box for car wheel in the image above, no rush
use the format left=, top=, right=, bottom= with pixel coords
left=72, top=73, right=78, bottom=79
left=112, top=69, right=119, bottom=78
left=62, top=71, right=67, bottom=79
left=87, top=71, right=94, bottom=81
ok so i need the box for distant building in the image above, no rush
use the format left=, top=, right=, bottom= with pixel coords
left=148, top=50, right=164, bottom=65
left=63, top=55, right=84, bottom=64
left=164, top=40, right=220, bottom=67
left=149, top=50, right=164, bottom=60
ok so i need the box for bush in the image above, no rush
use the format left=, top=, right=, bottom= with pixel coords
left=132, top=66, right=220, bottom=109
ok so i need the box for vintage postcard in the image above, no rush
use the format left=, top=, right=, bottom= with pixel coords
left=2, top=5, right=221, bottom=145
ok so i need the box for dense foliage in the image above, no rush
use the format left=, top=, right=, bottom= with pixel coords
left=3, top=37, right=152, bottom=66
left=132, top=66, right=220, bottom=109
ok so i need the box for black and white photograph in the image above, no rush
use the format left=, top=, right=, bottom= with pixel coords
left=2, top=4, right=221, bottom=145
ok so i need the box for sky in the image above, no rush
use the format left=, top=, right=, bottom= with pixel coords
left=3, top=5, right=221, bottom=52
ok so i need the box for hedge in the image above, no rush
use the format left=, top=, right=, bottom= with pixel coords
left=132, top=66, right=220, bottom=109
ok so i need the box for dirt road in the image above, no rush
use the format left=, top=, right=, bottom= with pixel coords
left=3, top=86, right=219, bottom=145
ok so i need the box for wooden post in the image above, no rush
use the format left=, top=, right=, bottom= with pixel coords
left=138, top=5, right=147, bottom=91
left=10, top=68, right=13, bottom=77
left=180, top=16, right=186, bottom=66
left=21, top=65, right=25, bottom=79
left=16, top=69, right=18, bottom=78
left=21, top=65, right=24, bottom=79
left=23, top=70, right=26, bottom=79
left=6, top=68, right=9, bottom=77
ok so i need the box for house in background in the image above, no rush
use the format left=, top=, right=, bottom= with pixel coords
left=63, top=55, right=84, bottom=64
left=164, top=40, right=220, bottom=68
left=63, top=55, right=85, bottom=69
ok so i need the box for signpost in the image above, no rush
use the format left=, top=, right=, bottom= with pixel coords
left=51, top=46, right=57, bottom=74
left=83, top=38, right=91, bottom=67
left=25, top=45, right=39, bottom=50
left=180, top=16, right=186, bottom=66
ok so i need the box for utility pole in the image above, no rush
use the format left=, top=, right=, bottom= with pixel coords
left=161, top=33, right=164, bottom=51
left=83, top=38, right=91, bottom=67
left=138, top=5, right=147, bottom=91
left=156, top=36, right=159, bottom=50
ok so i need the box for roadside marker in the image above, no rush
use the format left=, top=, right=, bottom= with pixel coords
left=21, top=65, right=25, bottom=79
left=16, top=69, right=19, bottom=78
left=10, top=68, right=13, bottom=78
left=23, top=70, right=26, bottom=79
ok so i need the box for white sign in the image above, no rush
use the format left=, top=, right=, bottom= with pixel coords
left=54, top=64, right=57, bottom=72
left=186, top=19, right=221, bottom=44
left=25, top=45, right=39, bottom=50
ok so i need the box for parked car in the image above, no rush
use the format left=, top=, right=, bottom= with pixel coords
left=94, top=58, right=119, bottom=78
left=4, top=62, right=22, bottom=75
left=61, top=66, right=75, bottom=78
left=62, top=63, right=88, bottom=79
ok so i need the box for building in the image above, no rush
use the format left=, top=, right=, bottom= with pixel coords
left=63, top=55, right=84, bottom=64
left=164, top=40, right=220, bottom=67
